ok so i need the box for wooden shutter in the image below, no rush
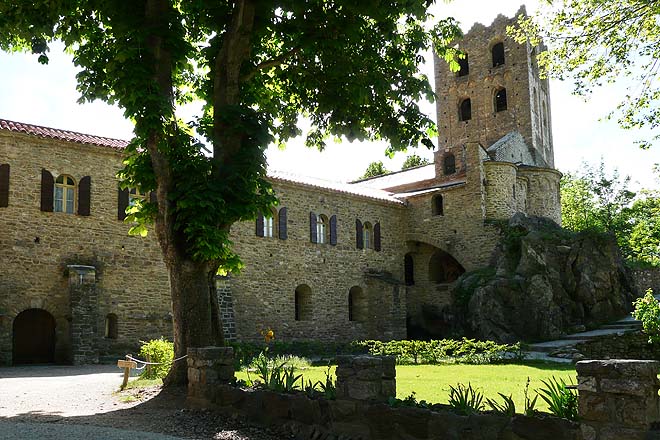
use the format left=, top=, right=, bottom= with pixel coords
left=117, top=188, right=129, bottom=220
left=77, top=176, right=91, bottom=216
left=329, top=215, right=337, bottom=246
left=40, top=169, right=54, bottom=212
left=256, top=213, right=264, bottom=237
left=309, top=212, right=317, bottom=243
left=278, top=207, right=288, bottom=240
left=374, top=222, right=381, bottom=252
left=0, top=164, right=9, bottom=208
left=355, top=219, right=363, bottom=249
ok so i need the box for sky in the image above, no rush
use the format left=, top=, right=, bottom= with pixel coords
left=0, top=1, right=657, bottom=190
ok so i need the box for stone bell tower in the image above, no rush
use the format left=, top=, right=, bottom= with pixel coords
left=433, top=5, right=554, bottom=169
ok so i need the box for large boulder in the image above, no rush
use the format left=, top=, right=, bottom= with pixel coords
left=461, top=214, right=638, bottom=343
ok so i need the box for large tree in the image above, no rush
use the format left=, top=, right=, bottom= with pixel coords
left=0, top=1, right=461, bottom=383
left=512, top=0, right=660, bottom=148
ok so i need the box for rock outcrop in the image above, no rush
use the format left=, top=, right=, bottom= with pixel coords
left=459, top=214, right=638, bottom=343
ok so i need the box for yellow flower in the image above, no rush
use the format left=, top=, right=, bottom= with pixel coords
left=260, top=328, right=275, bottom=343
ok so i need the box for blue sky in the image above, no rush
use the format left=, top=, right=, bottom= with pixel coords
left=0, top=1, right=657, bottom=189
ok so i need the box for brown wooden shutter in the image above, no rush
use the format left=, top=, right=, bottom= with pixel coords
left=374, top=222, right=381, bottom=252
left=309, top=212, right=317, bottom=243
left=77, top=176, right=91, bottom=216
left=355, top=219, right=363, bottom=249
left=40, top=169, right=54, bottom=212
left=256, top=213, right=264, bottom=237
left=117, top=188, right=129, bottom=220
left=330, top=215, right=337, bottom=246
left=278, top=207, right=288, bottom=240
left=0, top=164, right=9, bottom=208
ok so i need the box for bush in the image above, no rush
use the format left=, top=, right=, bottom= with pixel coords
left=138, top=338, right=174, bottom=379
left=632, top=289, right=659, bottom=344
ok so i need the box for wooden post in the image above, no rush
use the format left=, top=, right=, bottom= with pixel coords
left=146, top=353, right=152, bottom=377
left=117, top=355, right=137, bottom=389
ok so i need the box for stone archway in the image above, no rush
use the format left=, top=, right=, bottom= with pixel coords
left=13, top=309, right=56, bottom=364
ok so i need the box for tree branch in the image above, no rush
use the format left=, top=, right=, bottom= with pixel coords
left=242, top=46, right=301, bottom=82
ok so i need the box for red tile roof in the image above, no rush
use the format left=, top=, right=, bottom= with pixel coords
left=0, top=118, right=128, bottom=150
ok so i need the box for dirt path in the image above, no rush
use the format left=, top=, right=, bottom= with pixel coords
left=0, top=365, right=289, bottom=440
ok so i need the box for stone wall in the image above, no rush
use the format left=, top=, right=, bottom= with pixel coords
left=632, top=267, right=660, bottom=295
left=484, top=161, right=518, bottom=220
left=576, top=332, right=660, bottom=361
left=519, top=167, right=562, bottom=224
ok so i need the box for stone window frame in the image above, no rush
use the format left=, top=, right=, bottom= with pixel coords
left=491, top=41, right=505, bottom=67
left=432, top=194, right=444, bottom=216
left=54, top=174, right=76, bottom=214
left=494, top=87, right=508, bottom=112
left=105, top=313, right=118, bottom=339
left=458, top=98, right=472, bottom=122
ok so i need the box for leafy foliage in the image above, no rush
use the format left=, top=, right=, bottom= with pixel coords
left=632, top=289, right=660, bottom=344
left=361, top=161, right=390, bottom=179
left=486, top=393, right=516, bottom=417
left=401, top=154, right=430, bottom=170
left=512, top=0, right=660, bottom=148
left=524, top=377, right=539, bottom=417
left=537, top=376, right=579, bottom=420
left=448, top=383, right=485, bottom=415
left=138, top=338, right=174, bottom=380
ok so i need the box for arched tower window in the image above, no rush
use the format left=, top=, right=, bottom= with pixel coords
left=294, top=284, right=312, bottom=321
left=105, top=313, right=118, bottom=339
left=457, top=54, right=469, bottom=77
left=54, top=174, right=76, bottom=214
left=494, top=88, right=507, bottom=112
left=443, top=153, right=456, bottom=175
left=404, top=253, right=415, bottom=286
left=432, top=194, right=444, bottom=216
left=459, top=98, right=471, bottom=121
left=492, top=42, right=505, bottom=67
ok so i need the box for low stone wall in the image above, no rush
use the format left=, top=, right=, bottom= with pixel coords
left=187, top=347, right=582, bottom=440
left=576, top=332, right=660, bottom=361
left=632, top=267, right=660, bottom=295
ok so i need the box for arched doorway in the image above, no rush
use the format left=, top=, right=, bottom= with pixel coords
left=13, top=309, right=56, bottom=364
left=429, top=249, right=465, bottom=283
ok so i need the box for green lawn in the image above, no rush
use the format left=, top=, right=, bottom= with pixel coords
left=237, top=362, right=576, bottom=412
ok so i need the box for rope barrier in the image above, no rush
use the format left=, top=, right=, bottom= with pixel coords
left=126, top=354, right=188, bottom=366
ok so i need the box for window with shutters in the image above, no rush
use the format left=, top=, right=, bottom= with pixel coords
left=54, top=175, right=76, bottom=214
left=363, top=222, right=373, bottom=249
left=294, top=284, right=312, bottom=321
left=492, top=42, right=505, bottom=67
left=459, top=98, right=471, bottom=121
left=257, top=207, right=278, bottom=238
left=105, top=313, right=118, bottom=339
left=317, top=214, right=328, bottom=244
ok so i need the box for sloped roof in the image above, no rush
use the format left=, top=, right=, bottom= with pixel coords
left=269, top=170, right=404, bottom=205
left=351, top=164, right=436, bottom=190
left=0, top=118, right=128, bottom=150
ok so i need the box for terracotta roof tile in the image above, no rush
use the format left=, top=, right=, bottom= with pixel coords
left=0, top=118, right=129, bottom=150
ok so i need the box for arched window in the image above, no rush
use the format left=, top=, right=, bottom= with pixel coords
left=492, top=42, right=505, bottom=67
left=54, top=174, right=76, bottom=214
left=105, top=313, right=118, bottom=339
left=459, top=98, right=471, bottom=121
left=457, top=54, right=469, bottom=77
left=294, top=284, right=312, bottom=321
left=494, top=88, right=507, bottom=112
left=317, top=214, right=328, bottom=244
left=443, top=153, right=456, bottom=175
left=432, top=194, right=444, bottom=216
left=404, top=253, right=415, bottom=286
left=363, top=222, right=373, bottom=249
left=348, top=286, right=366, bottom=322
left=429, top=250, right=466, bottom=283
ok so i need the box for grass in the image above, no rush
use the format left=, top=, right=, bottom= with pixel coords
left=236, top=361, right=575, bottom=412
left=120, top=377, right=162, bottom=391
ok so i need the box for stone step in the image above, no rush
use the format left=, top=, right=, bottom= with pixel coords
left=600, top=323, right=642, bottom=330
left=560, top=328, right=637, bottom=341
left=527, top=339, right=585, bottom=353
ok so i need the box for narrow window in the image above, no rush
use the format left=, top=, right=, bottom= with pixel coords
left=0, top=164, right=9, bottom=208
left=265, top=207, right=277, bottom=238
left=459, top=99, right=471, bottom=121
left=404, top=254, right=415, bottom=286
left=457, top=54, right=469, bottom=77
left=492, top=42, right=505, bottom=67
left=363, top=222, right=373, bottom=249
left=432, top=194, right=444, bottom=216
left=355, top=219, right=364, bottom=249
left=317, top=214, right=328, bottom=244
left=41, top=169, right=54, bottom=212
left=494, top=88, right=507, bottom=112
left=294, top=284, right=312, bottom=321
left=348, top=286, right=366, bottom=322
left=278, top=207, right=288, bottom=240
left=105, top=313, right=118, bottom=339
left=54, top=175, right=76, bottom=214
left=443, top=153, right=456, bottom=175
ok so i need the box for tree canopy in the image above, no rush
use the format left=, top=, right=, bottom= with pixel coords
left=512, top=0, right=660, bottom=148
left=401, top=153, right=430, bottom=169
left=361, top=161, right=390, bottom=179
left=0, top=0, right=462, bottom=383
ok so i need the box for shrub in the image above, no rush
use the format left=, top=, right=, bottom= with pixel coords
left=632, top=289, right=660, bottom=344
left=138, top=337, right=174, bottom=379
left=537, top=376, right=578, bottom=420
left=486, top=393, right=516, bottom=417
left=448, top=383, right=484, bottom=415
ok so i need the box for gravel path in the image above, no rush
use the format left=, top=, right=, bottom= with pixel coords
left=0, top=365, right=289, bottom=440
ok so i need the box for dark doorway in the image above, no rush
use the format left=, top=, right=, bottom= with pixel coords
left=429, top=250, right=465, bottom=283
left=13, top=309, right=56, bottom=364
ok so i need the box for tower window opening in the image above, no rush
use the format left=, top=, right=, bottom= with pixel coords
left=495, top=88, right=507, bottom=112
left=459, top=98, right=471, bottom=121
left=443, top=153, right=456, bottom=175
left=492, top=42, right=505, bottom=67
left=432, top=194, right=444, bottom=216
left=457, top=54, right=469, bottom=77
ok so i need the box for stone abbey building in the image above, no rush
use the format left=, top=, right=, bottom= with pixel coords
left=0, top=8, right=562, bottom=365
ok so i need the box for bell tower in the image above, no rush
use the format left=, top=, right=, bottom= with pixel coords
left=433, top=6, right=554, bottom=168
